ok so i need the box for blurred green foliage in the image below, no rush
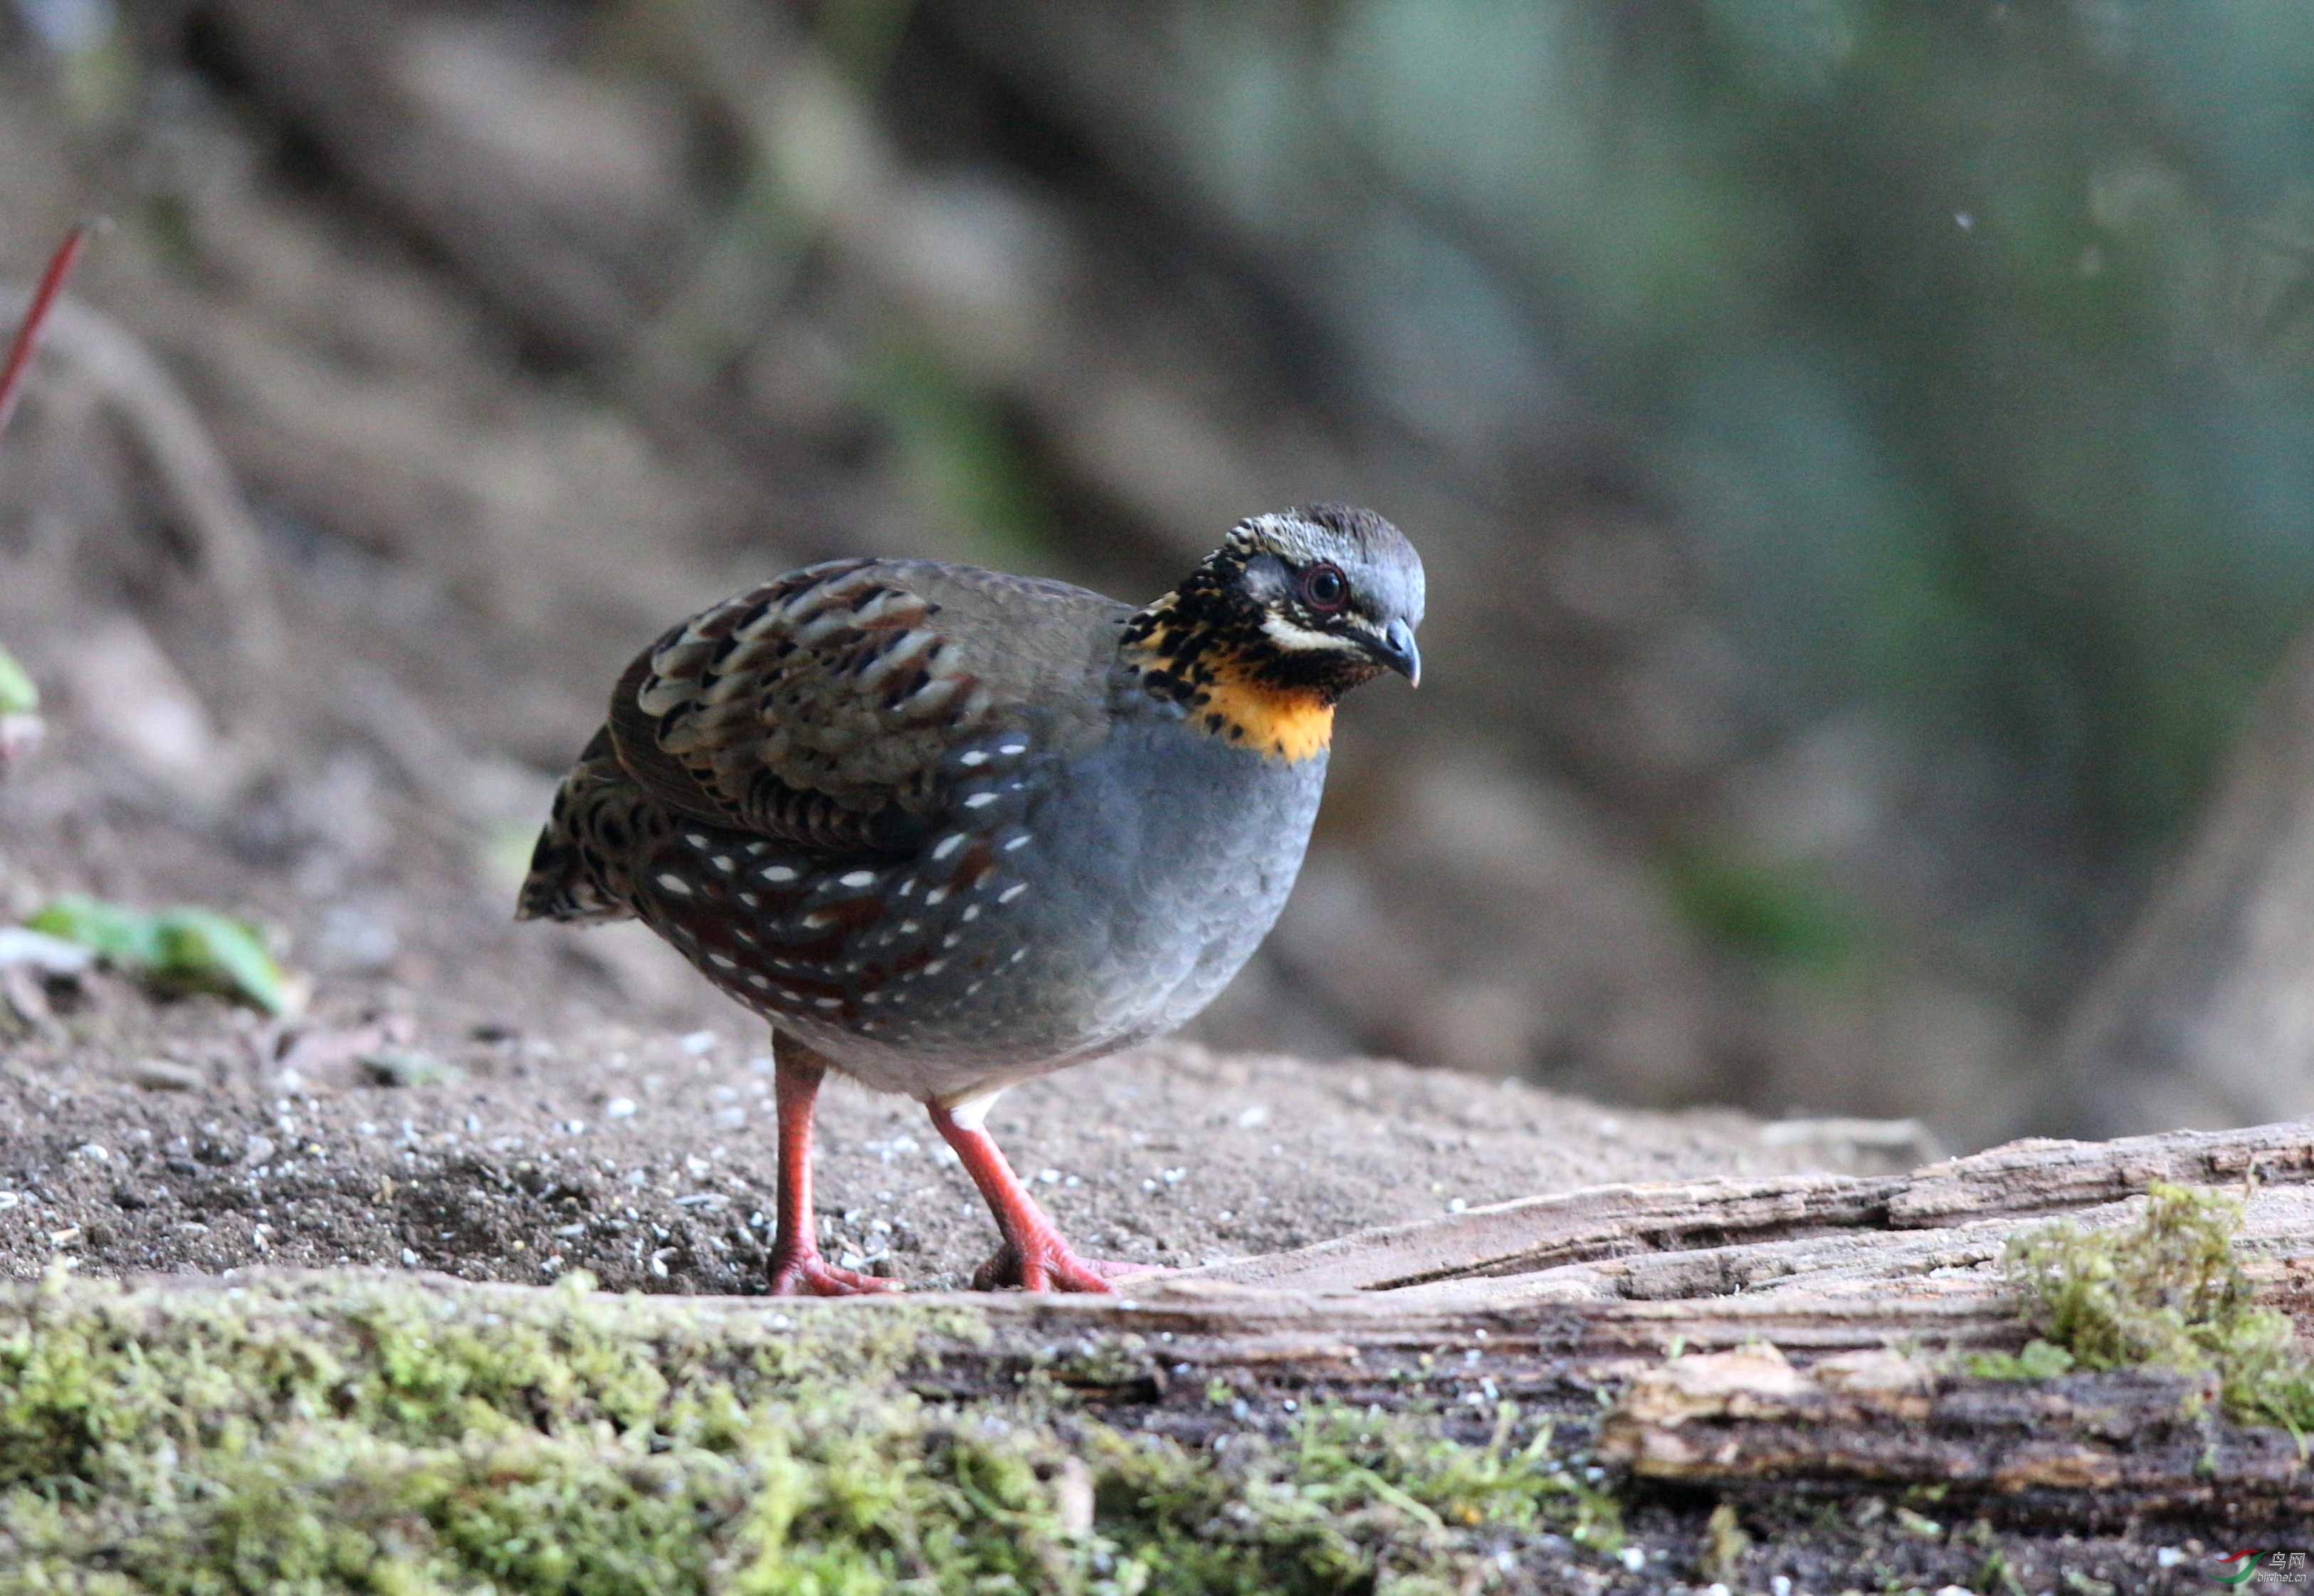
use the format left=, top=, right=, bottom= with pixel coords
left=1667, top=850, right=1858, bottom=973
left=27, top=894, right=295, bottom=1015
left=861, top=340, right=1058, bottom=566
left=0, top=646, right=35, bottom=715
left=1307, top=0, right=2314, bottom=844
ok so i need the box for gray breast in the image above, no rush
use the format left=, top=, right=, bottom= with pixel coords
left=1019, top=717, right=1327, bottom=1045
left=619, top=700, right=1327, bottom=1103
left=764, top=723, right=1322, bottom=1098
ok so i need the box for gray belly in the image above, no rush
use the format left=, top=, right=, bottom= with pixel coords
left=782, top=725, right=1326, bottom=1099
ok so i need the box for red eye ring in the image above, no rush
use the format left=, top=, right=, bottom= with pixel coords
left=1300, top=562, right=1350, bottom=613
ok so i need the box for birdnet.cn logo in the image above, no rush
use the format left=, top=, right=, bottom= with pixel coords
left=2216, top=1550, right=2312, bottom=1586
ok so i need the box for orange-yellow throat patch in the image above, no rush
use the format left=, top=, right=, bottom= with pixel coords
left=1202, top=666, right=1333, bottom=762
left=1127, top=636, right=1335, bottom=762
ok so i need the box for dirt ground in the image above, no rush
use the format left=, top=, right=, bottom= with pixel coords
left=0, top=603, right=1925, bottom=1296
left=0, top=910, right=1917, bottom=1295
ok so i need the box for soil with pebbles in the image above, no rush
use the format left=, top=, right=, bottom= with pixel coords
left=0, top=972, right=1898, bottom=1292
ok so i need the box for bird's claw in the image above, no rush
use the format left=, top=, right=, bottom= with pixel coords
left=766, top=1248, right=902, bottom=1297
left=971, top=1240, right=1167, bottom=1293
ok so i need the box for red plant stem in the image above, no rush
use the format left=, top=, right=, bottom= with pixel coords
left=0, top=224, right=93, bottom=443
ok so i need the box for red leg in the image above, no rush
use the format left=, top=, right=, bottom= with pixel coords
left=764, top=1042, right=898, bottom=1297
left=927, top=1095, right=1162, bottom=1293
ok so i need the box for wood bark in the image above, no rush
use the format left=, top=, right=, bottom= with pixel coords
left=95, top=1118, right=2314, bottom=1528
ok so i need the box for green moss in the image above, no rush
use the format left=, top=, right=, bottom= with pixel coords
left=0, top=1271, right=1615, bottom=1594
left=1699, top=1499, right=1748, bottom=1583
left=1970, top=1181, right=2314, bottom=1431
left=1965, top=1338, right=2076, bottom=1382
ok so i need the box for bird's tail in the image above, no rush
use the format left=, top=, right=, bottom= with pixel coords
left=515, top=729, right=639, bottom=925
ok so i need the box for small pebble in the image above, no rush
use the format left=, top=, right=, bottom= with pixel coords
left=680, top=1030, right=717, bottom=1055
left=606, top=1097, right=637, bottom=1118
left=1617, top=1548, right=1646, bottom=1572
left=400, top=1249, right=419, bottom=1267
left=130, top=1059, right=203, bottom=1092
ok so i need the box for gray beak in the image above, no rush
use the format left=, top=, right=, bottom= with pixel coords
left=1373, top=618, right=1421, bottom=687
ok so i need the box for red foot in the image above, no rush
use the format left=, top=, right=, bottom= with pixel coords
left=970, top=1241, right=1167, bottom=1293
left=766, top=1248, right=901, bottom=1297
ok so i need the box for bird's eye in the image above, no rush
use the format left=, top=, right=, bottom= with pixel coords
left=1300, top=563, right=1350, bottom=613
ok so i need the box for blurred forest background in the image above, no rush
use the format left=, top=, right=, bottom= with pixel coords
left=6, top=0, right=2314, bottom=1148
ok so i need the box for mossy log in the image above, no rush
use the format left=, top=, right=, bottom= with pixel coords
left=26, top=1118, right=2314, bottom=1538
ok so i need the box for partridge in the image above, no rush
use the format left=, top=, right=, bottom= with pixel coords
left=519, top=505, right=1424, bottom=1294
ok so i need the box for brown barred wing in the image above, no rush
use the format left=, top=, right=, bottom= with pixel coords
left=604, top=559, right=1124, bottom=859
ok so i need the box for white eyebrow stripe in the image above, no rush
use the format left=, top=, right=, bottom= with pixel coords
left=1259, top=612, right=1364, bottom=653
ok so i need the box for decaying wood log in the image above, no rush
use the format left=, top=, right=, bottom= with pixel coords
left=1598, top=1346, right=2314, bottom=1525
left=1187, top=1117, right=2314, bottom=1293
left=70, top=1117, right=2314, bottom=1528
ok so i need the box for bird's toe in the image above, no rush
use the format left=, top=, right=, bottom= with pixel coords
left=972, top=1241, right=1167, bottom=1293
left=767, top=1249, right=903, bottom=1297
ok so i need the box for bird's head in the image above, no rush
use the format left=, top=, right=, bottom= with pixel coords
left=1122, top=505, right=1424, bottom=760
left=1219, top=505, right=1425, bottom=691
left=1130, top=504, right=1424, bottom=691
